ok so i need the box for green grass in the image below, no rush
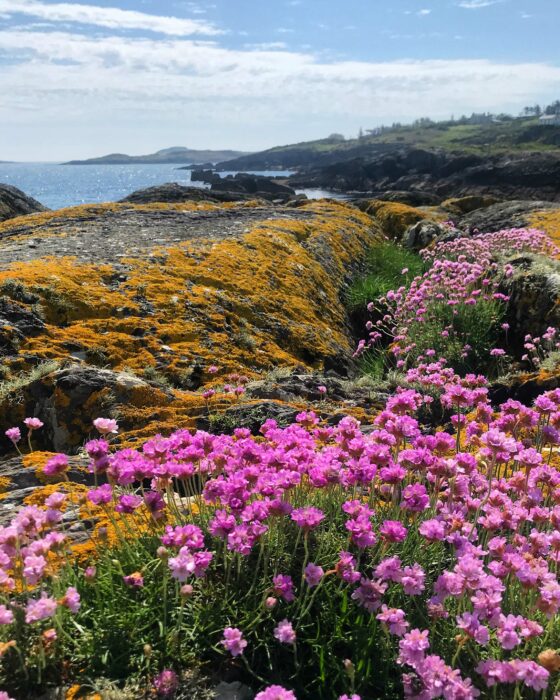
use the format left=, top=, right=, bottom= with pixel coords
left=346, top=242, right=426, bottom=313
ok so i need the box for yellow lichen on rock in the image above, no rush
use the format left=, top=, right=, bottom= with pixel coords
left=0, top=200, right=380, bottom=445
left=528, top=209, right=560, bottom=245
left=359, top=200, right=426, bottom=239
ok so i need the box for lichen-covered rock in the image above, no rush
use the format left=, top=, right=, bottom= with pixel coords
left=0, top=184, right=48, bottom=223
left=403, top=219, right=450, bottom=251
left=0, top=453, right=91, bottom=524
left=459, top=200, right=557, bottom=233
left=0, top=364, right=173, bottom=453
left=356, top=200, right=426, bottom=240
left=0, top=200, right=380, bottom=449
left=441, top=195, right=500, bottom=215
left=501, top=254, right=560, bottom=348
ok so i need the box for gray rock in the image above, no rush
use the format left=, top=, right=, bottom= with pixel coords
left=404, top=219, right=448, bottom=250
left=501, top=253, right=560, bottom=349
left=213, top=681, right=254, bottom=700
left=0, top=183, right=48, bottom=222
left=459, top=200, right=557, bottom=233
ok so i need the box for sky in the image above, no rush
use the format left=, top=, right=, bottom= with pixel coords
left=0, top=0, right=559, bottom=161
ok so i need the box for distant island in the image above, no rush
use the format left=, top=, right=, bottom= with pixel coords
left=64, top=146, right=251, bottom=166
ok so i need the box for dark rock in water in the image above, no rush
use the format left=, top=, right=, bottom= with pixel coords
left=120, top=181, right=297, bottom=205
left=0, top=184, right=48, bottom=223
left=404, top=219, right=450, bottom=251
left=289, top=148, right=560, bottom=201
left=190, top=169, right=216, bottom=183
left=120, top=183, right=258, bottom=204
left=459, top=200, right=557, bottom=232
left=210, top=173, right=296, bottom=198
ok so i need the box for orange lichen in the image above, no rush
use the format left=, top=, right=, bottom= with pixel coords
left=528, top=209, right=560, bottom=246
left=0, top=200, right=380, bottom=445
left=22, top=451, right=58, bottom=480
left=361, top=200, right=425, bottom=239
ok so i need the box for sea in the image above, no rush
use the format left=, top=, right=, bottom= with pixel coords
left=0, top=162, right=343, bottom=211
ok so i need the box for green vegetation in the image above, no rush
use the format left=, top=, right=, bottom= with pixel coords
left=346, top=242, right=425, bottom=312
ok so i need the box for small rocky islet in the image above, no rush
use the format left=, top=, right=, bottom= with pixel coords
left=1, top=147, right=560, bottom=699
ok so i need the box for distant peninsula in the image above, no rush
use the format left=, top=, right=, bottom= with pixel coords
left=63, top=146, right=251, bottom=166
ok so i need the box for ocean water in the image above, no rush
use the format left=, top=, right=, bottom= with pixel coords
left=0, top=162, right=342, bottom=210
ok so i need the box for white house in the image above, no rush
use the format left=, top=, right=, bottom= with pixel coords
left=539, top=114, right=560, bottom=126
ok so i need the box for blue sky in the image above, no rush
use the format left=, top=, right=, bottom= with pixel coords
left=0, top=0, right=559, bottom=160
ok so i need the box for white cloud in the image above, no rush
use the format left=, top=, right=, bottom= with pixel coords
left=418, top=9, right=432, bottom=15
left=0, top=27, right=559, bottom=159
left=0, top=0, right=222, bottom=36
left=458, top=0, right=505, bottom=8
left=245, top=42, right=288, bottom=51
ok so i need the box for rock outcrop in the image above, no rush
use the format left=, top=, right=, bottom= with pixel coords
left=501, top=254, right=560, bottom=348
left=289, top=149, right=560, bottom=201
left=459, top=200, right=558, bottom=233
left=0, top=198, right=381, bottom=449
left=0, top=183, right=48, bottom=223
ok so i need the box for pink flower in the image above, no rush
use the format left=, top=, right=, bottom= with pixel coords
left=93, top=417, right=118, bottom=434
left=153, top=669, right=179, bottom=697
left=5, top=427, right=20, bottom=443
left=317, top=385, right=327, bottom=395
left=43, top=454, right=69, bottom=477
left=60, top=586, right=81, bottom=613
left=291, top=506, right=325, bottom=530
left=24, top=417, right=43, bottom=431
left=398, top=629, right=430, bottom=667
left=87, top=483, right=113, bottom=505
left=123, top=572, right=144, bottom=588
left=377, top=605, right=409, bottom=637
left=0, top=604, right=14, bottom=625
left=274, top=619, right=296, bottom=644
left=25, top=595, right=58, bottom=623
left=304, top=563, right=324, bottom=588
left=255, top=687, right=297, bottom=700
left=272, top=574, right=295, bottom=602
left=380, top=520, right=408, bottom=543
left=221, top=627, right=247, bottom=657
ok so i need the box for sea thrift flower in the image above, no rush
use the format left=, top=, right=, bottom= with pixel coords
left=380, top=520, right=408, bottom=543
left=255, top=687, right=297, bottom=700
left=25, top=595, right=58, bottom=623
left=5, top=427, right=20, bottom=444
left=43, top=454, right=69, bottom=477
left=304, top=563, right=324, bottom=588
left=377, top=606, right=409, bottom=637
left=274, top=619, right=296, bottom=644
left=60, top=587, right=81, bottom=613
left=87, top=483, right=113, bottom=505
left=221, top=627, right=247, bottom=657
left=153, top=669, right=179, bottom=697
left=24, top=417, right=43, bottom=431
left=272, top=574, right=295, bottom=602
left=93, top=417, right=118, bottom=434
left=291, top=506, right=325, bottom=530
left=0, top=605, right=14, bottom=625
left=123, top=572, right=144, bottom=588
